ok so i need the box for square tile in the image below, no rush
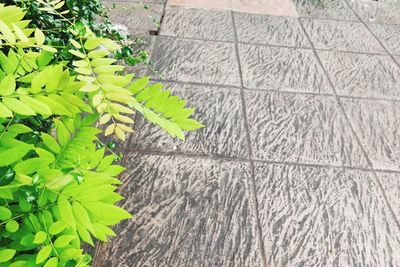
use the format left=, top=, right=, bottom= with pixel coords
left=340, top=98, right=400, bottom=171
left=368, top=23, right=400, bottom=56
left=245, top=91, right=368, bottom=167
left=234, top=12, right=310, bottom=47
left=293, top=0, right=358, bottom=21
left=301, top=18, right=385, bottom=53
left=96, top=154, right=261, bottom=266
left=238, top=44, right=333, bottom=93
left=349, top=0, right=400, bottom=24
left=318, top=51, right=400, bottom=100
left=254, top=162, right=400, bottom=266
left=151, top=36, right=241, bottom=86
left=104, top=2, right=164, bottom=34
left=129, top=82, right=249, bottom=158
left=160, top=6, right=235, bottom=41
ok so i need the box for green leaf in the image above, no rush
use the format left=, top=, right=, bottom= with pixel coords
left=33, top=231, right=47, bottom=244
left=176, top=118, right=204, bottom=131
left=72, top=201, right=93, bottom=232
left=36, top=245, right=52, bottom=264
left=35, top=28, right=45, bottom=45
left=0, top=74, right=15, bottom=96
left=19, top=95, right=52, bottom=116
left=0, top=206, right=11, bottom=220
left=48, top=221, right=66, bottom=235
left=41, top=132, right=61, bottom=154
left=58, top=194, right=75, bottom=230
left=54, top=119, right=70, bottom=147
left=0, top=249, right=16, bottom=263
left=44, top=257, right=58, bottom=267
left=83, top=202, right=131, bottom=225
left=0, top=143, right=33, bottom=167
left=12, top=23, right=28, bottom=42
left=0, top=19, right=16, bottom=43
left=68, top=49, right=85, bottom=58
left=54, top=235, right=76, bottom=248
left=2, top=97, right=36, bottom=115
left=0, top=102, right=12, bottom=117
left=5, top=219, right=19, bottom=232
left=128, top=76, right=149, bottom=94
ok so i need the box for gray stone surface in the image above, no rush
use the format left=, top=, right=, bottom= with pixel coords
left=95, top=153, right=261, bottom=267
left=254, top=162, right=400, bottom=267
left=340, top=98, right=400, bottom=171
left=293, top=0, right=358, bottom=21
left=368, top=23, right=400, bottom=56
left=348, top=0, right=400, bottom=24
left=151, top=36, right=241, bottom=85
left=301, top=18, right=385, bottom=53
left=245, top=91, right=368, bottom=167
left=239, top=44, right=333, bottom=93
left=160, top=6, right=235, bottom=41
left=129, top=82, right=249, bottom=158
left=318, top=50, right=400, bottom=100
left=95, top=2, right=400, bottom=266
left=234, top=12, right=311, bottom=47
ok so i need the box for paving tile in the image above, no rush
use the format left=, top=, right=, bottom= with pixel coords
left=368, top=23, right=400, bottom=56
left=234, top=12, right=310, bottom=47
left=245, top=91, right=368, bottom=167
left=348, top=0, right=400, bottom=24
left=254, top=162, right=400, bottom=267
left=318, top=50, right=400, bottom=100
left=129, top=82, right=249, bottom=158
left=301, top=18, right=385, bottom=53
left=104, top=1, right=164, bottom=34
left=160, top=6, right=235, bottom=41
left=151, top=36, right=241, bottom=86
left=95, top=153, right=261, bottom=267
left=238, top=44, right=333, bottom=93
left=293, top=0, right=358, bottom=20
left=340, top=98, right=400, bottom=171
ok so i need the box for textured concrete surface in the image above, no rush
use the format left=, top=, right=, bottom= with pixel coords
left=95, top=0, right=400, bottom=266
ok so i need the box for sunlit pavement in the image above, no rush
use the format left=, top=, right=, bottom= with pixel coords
left=95, top=0, right=400, bottom=266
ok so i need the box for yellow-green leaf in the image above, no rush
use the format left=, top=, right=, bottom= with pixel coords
left=36, top=245, right=52, bottom=264
left=12, top=23, right=28, bottom=42
left=68, top=49, right=85, bottom=58
left=2, top=97, right=35, bottom=115
left=0, top=102, right=12, bottom=117
left=35, top=28, right=45, bottom=45
left=0, top=19, right=15, bottom=43
left=0, top=74, right=16, bottom=96
left=0, top=249, right=16, bottom=263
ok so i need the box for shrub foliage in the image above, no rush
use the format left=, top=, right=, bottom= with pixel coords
left=0, top=2, right=202, bottom=266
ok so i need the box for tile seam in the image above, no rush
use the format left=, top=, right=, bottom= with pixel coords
left=231, top=10, right=269, bottom=267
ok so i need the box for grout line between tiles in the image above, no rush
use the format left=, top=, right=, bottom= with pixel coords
left=149, top=77, right=400, bottom=104
left=155, top=34, right=389, bottom=56
left=299, top=13, right=400, bottom=232
left=126, top=148, right=400, bottom=174
left=231, top=10, right=269, bottom=267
